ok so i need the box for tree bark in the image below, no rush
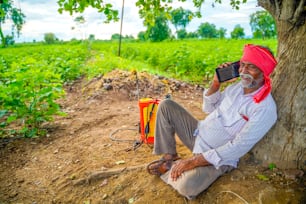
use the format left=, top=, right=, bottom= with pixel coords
left=251, top=0, right=306, bottom=170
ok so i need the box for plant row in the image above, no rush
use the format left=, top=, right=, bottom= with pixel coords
left=0, top=44, right=89, bottom=137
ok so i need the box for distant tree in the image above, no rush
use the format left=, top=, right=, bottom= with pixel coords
left=110, top=34, right=134, bottom=41
left=124, top=35, right=134, bottom=40
left=146, top=14, right=171, bottom=42
left=177, top=29, right=188, bottom=39
left=88, top=34, right=95, bottom=41
left=137, top=31, right=146, bottom=41
left=0, top=0, right=25, bottom=47
left=197, top=22, right=218, bottom=38
left=4, top=34, right=14, bottom=45
left=252, top=30, right=262, bottom=39
left=217, top=27, right=227, bottom=38
left=230, top=24, right=245, bottom=39
left=170, top=7, right=193, bottom=38
left=250, top=10, right=276, bottom=39
left=69, top=38, right=81, bottom=44
left=111, top=33, right=121, bottom=40
left=186, top=31, right=199, bottom=39
left=44, top=33, right=57, bottom=44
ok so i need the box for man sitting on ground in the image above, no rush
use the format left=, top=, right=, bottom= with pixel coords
left=147, top=44, right=278, bottom=200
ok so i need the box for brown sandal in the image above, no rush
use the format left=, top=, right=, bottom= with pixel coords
left=147, top=157, right=180, bottom=176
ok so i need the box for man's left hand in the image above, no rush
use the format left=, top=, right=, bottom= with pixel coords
left=170, top=159, right=194, bottom=181
left=170, top=154, right=210, bottom=181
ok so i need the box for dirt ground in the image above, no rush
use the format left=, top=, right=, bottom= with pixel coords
left=0, top=70, right=305, bottom=204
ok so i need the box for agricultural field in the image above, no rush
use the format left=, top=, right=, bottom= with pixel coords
left=2, top=39, right=303, bottom=204
left=0, top=39, right=277, bottom=138
left=88, top=39, right=277, bottom=82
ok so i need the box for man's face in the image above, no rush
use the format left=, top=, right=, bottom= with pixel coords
left=239, top=61, right=262, bottom=77
left=239, top=61, right=264, bottom=89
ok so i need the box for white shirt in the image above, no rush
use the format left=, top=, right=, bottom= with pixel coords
left=193, top=82, right=277, bottom=169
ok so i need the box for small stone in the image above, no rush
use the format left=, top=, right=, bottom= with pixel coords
left=99, top=179, right=108, bottom=187
left=18, top=179, right=25, bottom=183
left=73, top=159, right=80, bottom=164
left=103, top=83, right=113, bottom=90
left=283, top=169, right=304, bottom=180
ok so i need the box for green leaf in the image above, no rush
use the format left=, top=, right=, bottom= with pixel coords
left=268, top=163, right=276, bottom=170
left=0, top=110, right=8, bottom=118
left=22, top=127, right=38, bottom=138
left=256, top=174, right=269, bottom=181
left=0, top=8, right=5, bottom=18
left=6, top=114, right=17, bottom=123
left=0, top=122, right=7, bottom=128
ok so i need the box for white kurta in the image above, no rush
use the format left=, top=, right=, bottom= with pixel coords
left=193, top=82, right=277, bottom=168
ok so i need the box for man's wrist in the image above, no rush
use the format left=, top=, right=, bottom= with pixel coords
left=211, top=82, right=220, bottom=90
left=189, top=154, right=210, bottom=167
left=206, top=82, right=220, bottom=96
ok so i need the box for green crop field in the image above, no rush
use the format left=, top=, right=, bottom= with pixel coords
left=0, top=39, right=277, bottom=137
left=88, top=39, right=277, bottom=82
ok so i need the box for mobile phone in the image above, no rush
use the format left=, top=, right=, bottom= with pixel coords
left=215, top=61, right=240, bottom=82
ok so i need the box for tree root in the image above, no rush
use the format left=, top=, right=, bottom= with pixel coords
left=217, top=191, right=249, bottom=204
left=72, top=164, right=147, bottom=185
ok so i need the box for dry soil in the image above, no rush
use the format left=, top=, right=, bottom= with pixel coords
left=0, top=70, right=304, bottom=204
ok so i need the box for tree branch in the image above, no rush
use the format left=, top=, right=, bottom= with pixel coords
left=258, top=0, right=277, bottom=16
left=72, top=164, right=147, bottom=185
left=274, top=0, right=281, bottom=18
left=291, top=0, right=306, bottom=26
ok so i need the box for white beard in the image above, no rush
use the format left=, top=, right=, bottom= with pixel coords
left=240, top=73, right=263, bottom=89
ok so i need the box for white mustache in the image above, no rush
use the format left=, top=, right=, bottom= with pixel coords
left=240, top=73, right=264, bottom=89
left=240, top=73, right=254, bottom=80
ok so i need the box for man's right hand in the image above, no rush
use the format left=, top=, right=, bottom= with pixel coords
left=205, top=62, right=238, bottom=96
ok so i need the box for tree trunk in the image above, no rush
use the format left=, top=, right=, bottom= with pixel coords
left=251, top=0, right=306, bottom=170
left=0, top=23, right=6, bottom=47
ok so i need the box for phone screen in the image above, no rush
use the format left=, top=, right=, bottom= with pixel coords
left=216, top=61, right=240, bottom=82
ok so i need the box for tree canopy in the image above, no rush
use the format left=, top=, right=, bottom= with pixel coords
left=250, top=10, right=276, bottom=39
left=146, top=13, right=171, bottom=42
left=0, top=0, right=25, bottom=47
left=230, top=24, right=245, bottom=39
left=44, top=33, right=58, bottom=44
left=170, top=7, right=193, bottom=30
left=57, top=0, right=244, bottom=27
left=57, top=0, right=118, bottom=23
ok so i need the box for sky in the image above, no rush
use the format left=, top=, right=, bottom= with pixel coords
left=3, top=0, right=264, bottom=43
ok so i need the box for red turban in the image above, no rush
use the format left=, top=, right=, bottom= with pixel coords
left=240, top=44, right=277, bottom=103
